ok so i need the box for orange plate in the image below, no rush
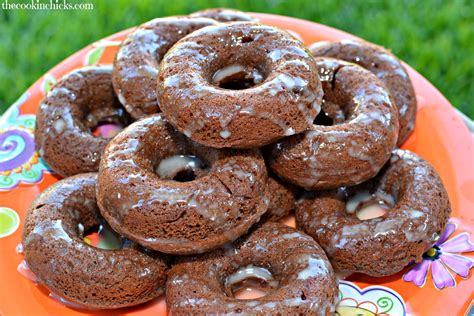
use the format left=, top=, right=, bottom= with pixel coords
left=0, top=13, right=473, bottom=316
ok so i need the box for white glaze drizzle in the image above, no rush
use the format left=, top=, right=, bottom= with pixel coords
left=212, top=64, right=246, bottom=84
left=15, top=243, right=24, bottom=254
left=297, top=255, right=328, bottom=280
left=155, top=155, right=202, bottom=179
left=346, top=190, right=395, bottom=214
left=225, top=265, right=275, bottom=287
left=17, top=260, right=39, bottom=283
left=25, top=220, right=72, bottom=244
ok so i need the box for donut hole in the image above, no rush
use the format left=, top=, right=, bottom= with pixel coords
left=91, top=121, right=123, bottom=139
left=345, top=190, right=395, bottom=220
left=225, top=265, right=278, bottom=300
left=315, top=99, right=346, bottom=126
left=60, top=67, right=130, bottom=141
left=232, top=279, right=272, bottom=300
left=212, top=64, right=265, bottom=90
left=371, top=62, right=380, bottom=69
left=79, top=93, right=131, bottom=138
left=81, top=222, right=123, bottom=250
left=155, top=155, right=204, bottom=182
left=173, top=169, right=197, bottom=182
left=87, top=110, right=130, bottom=139
left=318, top=65, right=361, bottom=123
left=313, top=110, right=334, bottom=126
left=241, top=35, right=254, bottom=43
left=355, top=202, right=389, bottom=220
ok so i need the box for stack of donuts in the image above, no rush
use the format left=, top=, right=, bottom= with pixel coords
left=23, top=8, right=451, bottom=314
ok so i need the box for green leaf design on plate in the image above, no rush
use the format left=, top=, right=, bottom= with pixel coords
left=0, top=176, right=13, bottom=187
left=377, top=296, right=394, bottom=313
left=23, top=117, right=35, bottom=129
left=86, top=47, right=105, bottom=65
left=42, top=73, right=57, bottom=94
left=21, top=168, right=39, bottom=179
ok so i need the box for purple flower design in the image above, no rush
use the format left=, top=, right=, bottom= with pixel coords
left=403, top=222, right=474, bottom=289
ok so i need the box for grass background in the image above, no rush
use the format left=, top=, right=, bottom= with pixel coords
left=0, top=0, right=472, bottom=118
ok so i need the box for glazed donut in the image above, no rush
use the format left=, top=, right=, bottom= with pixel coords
left=296, top=149, right=451, bottom=276
left=157, top=22, right=323, bottom=148
left=189, top=8, right=257, bottom=22
left=97, top=114, right=269, bottom=255
left=310, top=40, right=416, bottom=145
left=112, top=16, right=217, bottom=119
left=22, top=173, right=168, bottom=309
left=166, top=222, right=339, bottom=315
left=265, top=176, right=296, bottom=221
left=35, top=65, right=131, bottom=177
left=266, top=57, right=399, bottom=190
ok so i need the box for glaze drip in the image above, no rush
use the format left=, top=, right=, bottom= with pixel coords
left=345, top=190, right=395, bottom=218
left=226, top=265, right=278, bottom=300
left=156, top=155, right=203, bottom=181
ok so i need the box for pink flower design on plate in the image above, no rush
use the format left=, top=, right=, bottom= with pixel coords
left=403, top=222, right=474, bottom=289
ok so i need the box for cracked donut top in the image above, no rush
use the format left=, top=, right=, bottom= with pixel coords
left=266, top=57, right=399, bottom=190
left=310, top=39, right=417, bottom=145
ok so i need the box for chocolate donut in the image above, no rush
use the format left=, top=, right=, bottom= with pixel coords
left=189, top=8, right=257, bottom=22
left=35, top=65, right=131, bottom=177
left=296, top=149, right=451, bottom=276
left=97, top=114, right=269, bottom=255
left=157, top=22, right=323, bottom=148
left=112, top=16, right=217, bottom=119
left=167, top=222, right=339, bottom=315
left=22, top=173, right=168, bottom=309
left=265, top=176, right=296, bottom=221
left=266, top=58, right=399, bottom=190
left=310, top=40, right=417, bottom=145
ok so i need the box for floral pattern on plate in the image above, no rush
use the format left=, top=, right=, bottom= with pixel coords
left=403, top=222, right=474, bottom=289
left=0, top=96, right=52, bottom=191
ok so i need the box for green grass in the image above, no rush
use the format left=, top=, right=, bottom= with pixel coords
left=1, top=0, right=473, bottom=118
